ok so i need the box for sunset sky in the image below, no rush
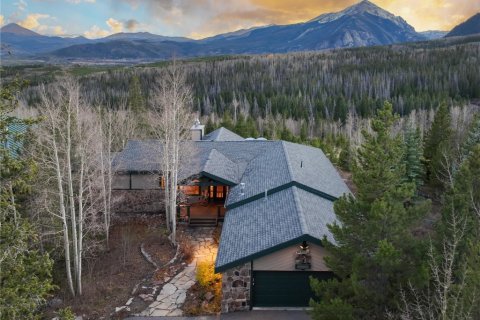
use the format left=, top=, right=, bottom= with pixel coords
left=1, top=0, right=479, bottom=39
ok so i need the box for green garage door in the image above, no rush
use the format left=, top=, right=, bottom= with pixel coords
left=252, top=271, right=334, bottom=307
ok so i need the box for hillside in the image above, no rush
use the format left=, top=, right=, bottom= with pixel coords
left=7, top=36, right=479, bottom=131
left=446, top=13, right=480, bottom=37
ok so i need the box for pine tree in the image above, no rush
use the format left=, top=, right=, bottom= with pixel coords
left=220, top=111, right=234, bottom=131
left=0, top=79, right=54, bottom=319
left=128, top=75, right=149, bottom=136
left=459, top=114, right=480, bottom=165
left=310, top=102, right=430, bottom=319
left=403, top=125, right=424, bottom=187
left=204, top=117, right=216, bottom=135
left=424, top=103, right=452, bottom=187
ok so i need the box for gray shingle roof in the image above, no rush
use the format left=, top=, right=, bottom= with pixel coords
left=215, top=186, right=338, bottom=271
left=225, top=141, right=351, bottom=207
left=203, top=127, right=244, bottom=141
left=112, top=128, right=351, bottom=271
left=202, top=149, right=240, bottom=184
left=112, top=140, right=163, bottom=172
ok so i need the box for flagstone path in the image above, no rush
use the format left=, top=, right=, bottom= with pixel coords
left=139, top=227, right=218, bottom=317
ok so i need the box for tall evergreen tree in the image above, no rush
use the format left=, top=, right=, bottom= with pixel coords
left=127, top=75, right=149, bottom=136
left=219, top=111, right=234, bottom=131
left=424, top=103, right=452, bottom=187
left=459, top=114, right=480, bottom=165
left=0, top=79, right=54, bottom=319
left=403, top=125, right=424, bottom=187
left=310, top=102, right=430, bottom=319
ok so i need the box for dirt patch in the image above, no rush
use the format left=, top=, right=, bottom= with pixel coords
left=43, top=215, right=175, bottom=320
left=143, top=234, right=177, bottom=267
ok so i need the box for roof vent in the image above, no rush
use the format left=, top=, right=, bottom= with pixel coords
left=240, top=182, right=245, bottom=196
left=257, top=137, right=267, bottom=141
left=301, top=160, right=303, bottom=168
left=245, top=137, right=255, bottom=141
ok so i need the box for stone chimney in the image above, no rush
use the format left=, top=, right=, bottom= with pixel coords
left=190, top=119, right=205, bottom=141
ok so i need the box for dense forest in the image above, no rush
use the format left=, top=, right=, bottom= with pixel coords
left=4, top=38, right=480, bottom=123
left=4, top=38, right=478, bottom=168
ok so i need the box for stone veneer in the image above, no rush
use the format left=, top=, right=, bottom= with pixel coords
left=221, top=262, right=251, bottom=313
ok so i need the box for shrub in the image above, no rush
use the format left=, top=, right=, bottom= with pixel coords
left=56, top=307, right=75, bottom=320
left=180, top=240, right=195, bottom=263
left=196, top=261, right=221, bottom=288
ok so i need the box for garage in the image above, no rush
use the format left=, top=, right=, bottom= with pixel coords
left=252, top=271, right=335, bottom=307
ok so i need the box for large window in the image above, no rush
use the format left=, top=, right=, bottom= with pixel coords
left=180, top=185, right=201, bottom=196
left=209, top=186, right=228, bottom=199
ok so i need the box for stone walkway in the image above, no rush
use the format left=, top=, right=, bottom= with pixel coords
left=139, top=228, right=218, bottom=317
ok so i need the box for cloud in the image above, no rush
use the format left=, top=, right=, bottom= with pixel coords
left=106, top=17, right=123, bottom=33
left=84, top=25, right=110, bottom=38
left=52, top=25, right=66, bottom=35
left=124, top=19, right=139, bottom=31
left=18, top=13, right=50, bottom=30
left=379, top=0, right=480, bottom=31
left=0, top=15, right=4, bottom=26
left=15, top=0, right=28, bottom=12
left=84, top=17, right=143, bottom=38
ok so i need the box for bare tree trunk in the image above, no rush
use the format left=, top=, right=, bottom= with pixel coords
left=65, top=92, right=80, bottom=294
left=36, top=79, right=106, bottom=298
left=48, top=110, right=75, bottom=297
left=152, top=61, right=194, bottom=245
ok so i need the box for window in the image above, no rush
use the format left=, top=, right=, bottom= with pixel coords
left=180, top=185, right=201, bottom=196
left=160, top=176, right=165, bottom=189
left=216, top=186, right=225, bottom=198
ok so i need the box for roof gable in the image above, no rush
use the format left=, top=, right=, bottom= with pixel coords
left=225, top=141, right=351, bottom=208
left=201, top=149, right=240, bottom=185
left=283, top=141, right=351, bottom=199
left=203, top=127, right=244, bottom=141
left=215, top=186, right=338, bottom=272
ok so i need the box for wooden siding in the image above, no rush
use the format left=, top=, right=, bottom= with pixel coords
left=252, top=243, right=330, bottom=271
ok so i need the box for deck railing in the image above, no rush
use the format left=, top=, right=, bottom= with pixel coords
left=179, top=204, right=225, bottom=227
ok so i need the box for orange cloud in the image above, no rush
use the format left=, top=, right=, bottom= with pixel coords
left=106, top=18, right=123, bottom=33
left=19, top=13, right=50, bottom=30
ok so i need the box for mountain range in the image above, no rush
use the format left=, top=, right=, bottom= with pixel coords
left=1, top=0, right=478, bottom=62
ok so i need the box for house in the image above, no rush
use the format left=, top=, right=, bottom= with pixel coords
left=112, top=123, right=351, bottom=312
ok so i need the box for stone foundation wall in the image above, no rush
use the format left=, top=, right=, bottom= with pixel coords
left=221, top=262, right=251, bottom=313
left=112, top=190, right=164, bottom=214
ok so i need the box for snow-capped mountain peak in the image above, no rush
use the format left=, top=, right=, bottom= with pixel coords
left=309, top=0, right=408, bottom=28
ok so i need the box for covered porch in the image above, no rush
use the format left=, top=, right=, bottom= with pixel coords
left=178, top=180, right=229, bottom=227
left=179, top=203, right=227, bottom=227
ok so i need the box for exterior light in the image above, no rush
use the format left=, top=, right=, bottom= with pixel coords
left=295, top=240, right=311, bottom=270
left=300, top=240, right=309, bottom=250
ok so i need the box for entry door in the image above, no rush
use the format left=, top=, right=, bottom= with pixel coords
left=252, top=271, right=334, bottom=307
